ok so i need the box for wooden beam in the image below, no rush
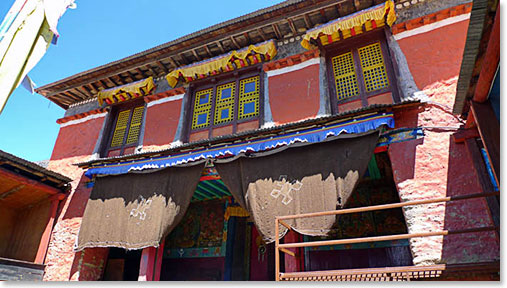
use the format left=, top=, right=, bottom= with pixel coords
left=470, top=101, right=500, bottom=187
left=303, top=14, right=313, bottom=29
left=155, top=61, right=169, bottom=74
left=215, top=40, right=225, bottom=53
left=257, top=28, right=267, bottom=41
left=63, top=91, right=81, bottom=102
left=272, top=23, right=282, bottom=39
left=203, top=45, right=213, bottom=58
left=106, top=77, right=118, bottom=86
left=230, top=36, right=241, bottom=49
left=287, top=18, right=298, bottom=35
left=167, top=56, right=179, bottom=69
left=145, top=64, right=160, bottom=77
left=452, top=128, right=480, bottom=143
left=86, top=83, right=98, bottom=94
left=135, top=68, right=148, bottom=78
left=280, top=248, right=295, bottom=257
left=464, top=138, right=499, bottom=240
left=319, top=9, right=328, bottom=22
left=473, top=6, right=499, bottom=103
left=0, top=167, right=61, bottom=195
left=0, top=184, right=25, bottom=200
left=279, top=226, right=497, bottom=249
left=191, top=49, right=201, bottom=61
left=243, top=32, right=251, bottom=45
left=35, top=194, right=65, bottom=264
left=98, top=79, right=110, bottom=89
left=277, top=191, right=499, bottom=221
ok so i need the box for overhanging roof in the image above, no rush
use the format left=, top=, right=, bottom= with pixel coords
left=453, top=0, right=498, bottom=115
left=36, top=0, right=394, bottom=109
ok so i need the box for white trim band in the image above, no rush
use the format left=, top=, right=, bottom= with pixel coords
left=146, top=94, right=184, bottom=107
left=393, top=13, right=471, bottom=41
left=59, top=113, right=108, bottom=127
left=266, top=57, right=320, bottom=77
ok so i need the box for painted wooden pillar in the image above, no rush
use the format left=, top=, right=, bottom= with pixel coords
left=283, top=230, right=304, bottom=273
left=138, top=241, right=165, bottom=281
left=224, top=216, right=236, bottom=281
left=35, top=193, right=65, bottom=264
left=153, top=240, right=165, bottom=281
left=138, top=247, right=156, bottom=281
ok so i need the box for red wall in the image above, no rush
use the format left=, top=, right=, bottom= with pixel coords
left=268, top=63, right=320, bottom=124
left=143, top=99, right=182, bottom=147
left=397, top=19, right=469, bottom=90
left=45, top=116, right=109, bottom=281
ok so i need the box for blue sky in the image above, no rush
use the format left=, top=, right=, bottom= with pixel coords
left=0, top=0, right=280, bottom=162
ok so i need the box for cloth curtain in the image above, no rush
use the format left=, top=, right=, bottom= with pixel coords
left=214, top=129, right=380, bottom=243
left=76, top=163, right=205, bottom=251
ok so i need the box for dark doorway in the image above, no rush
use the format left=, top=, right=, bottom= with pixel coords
left=102, top=248, right=141, bottom=281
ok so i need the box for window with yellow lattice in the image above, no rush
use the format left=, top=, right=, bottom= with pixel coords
left=325, top=30, right=399, bottom=114
left=188, top=69, right=262, bottom=139
left=103, top=101, right=145, bottom=157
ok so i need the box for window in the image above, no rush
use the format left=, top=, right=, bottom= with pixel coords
left=103, top=102, right=145, bottom=157
left=188, top=70, right=262, bottom=138
left=326, top=30, right=398, bottom=113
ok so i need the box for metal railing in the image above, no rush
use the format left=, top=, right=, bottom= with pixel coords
left=274, top=191, right=500, bottom=281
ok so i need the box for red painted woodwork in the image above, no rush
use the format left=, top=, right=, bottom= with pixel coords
left=473, top=6, right=499, bottom=103
left=0, top=167, right=60, bottom=196
left=452, top=128, right=480, bottom=143
left=283, top=231, right=304, bottom=273
left=138, top=246, right=157, bottom=281
left=470, top=101, right=500, bottom=188
left=153, top=241, right=165, bottom=281
left=35, top=194, right=64, bottom=264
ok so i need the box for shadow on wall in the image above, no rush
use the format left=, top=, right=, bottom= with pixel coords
left=440, top=135, right=499, bottom=268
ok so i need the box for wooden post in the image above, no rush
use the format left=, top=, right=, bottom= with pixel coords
left=153, top=240, right=165, bottom=281
left=275, top=218, right=280, bottom=281
left=283, top=230, right=302, bottom=273
left=138, top=247, right=157, bottom=281
left=35, top=193, right=65, bottom=264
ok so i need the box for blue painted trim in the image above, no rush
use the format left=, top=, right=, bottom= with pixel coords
left=85, top=113, right=394, bottom=178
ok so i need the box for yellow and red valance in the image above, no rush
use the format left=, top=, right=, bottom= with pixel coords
left=301, top=0, right=396, bottom=50
left=98, top=77, right=155, bottom=106
left=166, top=40, right=277, bottom=88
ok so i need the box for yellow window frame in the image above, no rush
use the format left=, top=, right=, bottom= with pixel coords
left=238, top=76, right=260, bottom=119
left=192, top=88, right=213, bottom=129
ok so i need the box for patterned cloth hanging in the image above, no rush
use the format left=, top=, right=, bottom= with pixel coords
left=300, top=0, right=396, bottom=50
left=97, top=76, right=155, bottom=106
left=165, top=40, right=277, bottom=88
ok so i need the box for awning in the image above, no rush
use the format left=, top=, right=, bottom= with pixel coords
left=300, top=1, right=396, bottom=50
left=84, top=112, right=394, bottom=178
left=215, top=129, right=380, bottom=243
left=165, top=40, right=277, bottom=88
left=97, top=76, right=155, bottom=106
left=75, top=163, right=204, bottom=251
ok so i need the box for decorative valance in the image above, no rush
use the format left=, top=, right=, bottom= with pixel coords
left=301, top=1, right=396, bottom=50
left=165, top=40, right=277, bottom=88
left=215, top=129, right=381, bottom=242
left=75, top=163, right=205, bottom=251
left=98, top=77, right=155, bottom=106
left=84, top=112, right=394, bottom=178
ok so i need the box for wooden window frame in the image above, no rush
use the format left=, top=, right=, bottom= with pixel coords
left=323, top=29, right=400, bottom=115
left=101, top=99, right=146, bottom=157
left=184, top=64, right=265, bottom=141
